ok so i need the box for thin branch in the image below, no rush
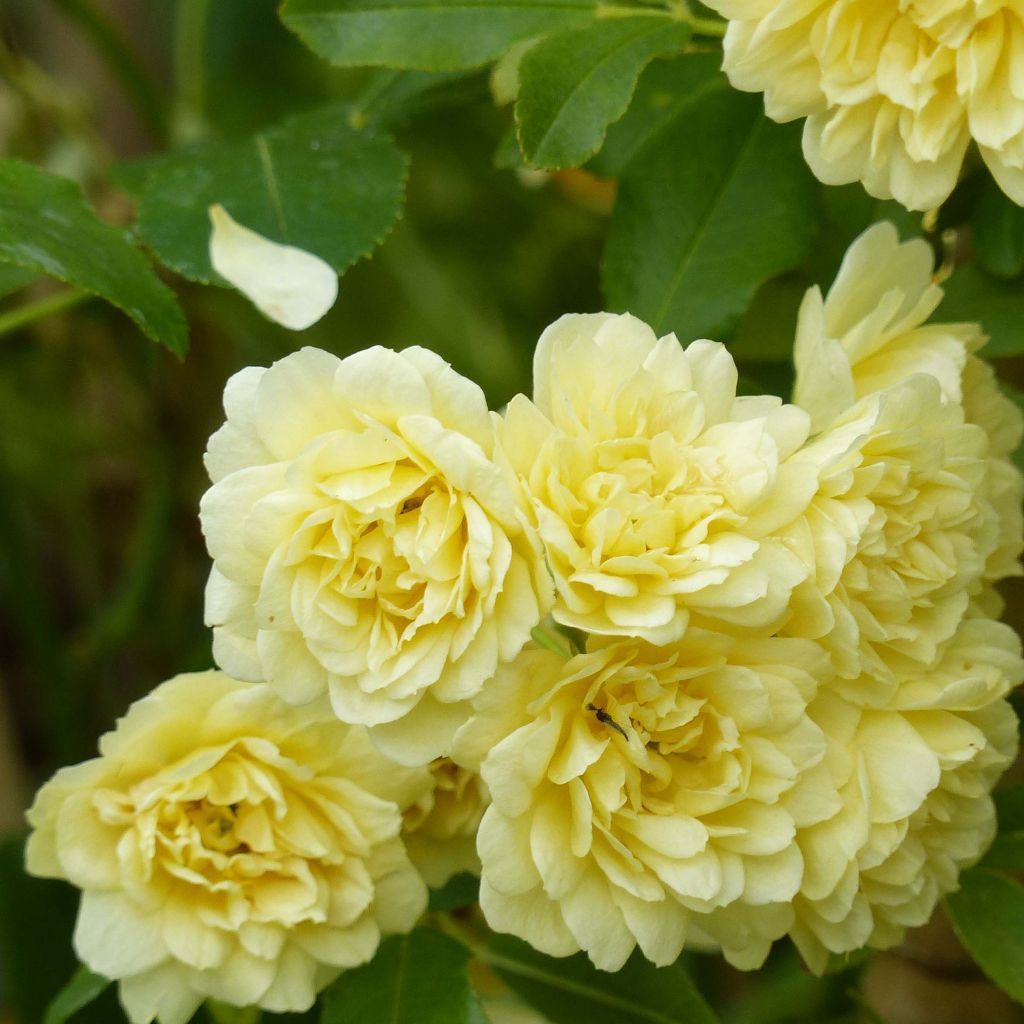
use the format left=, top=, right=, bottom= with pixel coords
left=0, top=287, right=91, bottom=339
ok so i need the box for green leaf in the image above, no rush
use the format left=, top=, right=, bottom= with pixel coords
left=428, top=871, right=480, bottom=912
left=603, top=84, right=816, bottom=341
left=589, top=52, right=722, bottom=178
left=936, top=264, right=1024, bottom=357
left=125, top=106, right=409, bottom=284
left=488, top=936, right=719, bottom=1024
left=0, top=264, right=37, bottom=299
left=0, top=160, right=187, bottom=355
left=811, top=182, right=923, bottom=287
left=974, top=178, right=1024, bottom=279
left=515, top=16, right=690, bottom=169
left=981, top=786, right=1024, bottom=870
left=280, top=0, right=599, bottom=71
left=945, top=867, right=1024, bottom=1004
left=321, top=928, right=487, bottom=1024
left=348, top=69, right=473, bottom=130
left=728, top=273, right=808, bottom=362
left=43, top=967, right=110, bottom=1024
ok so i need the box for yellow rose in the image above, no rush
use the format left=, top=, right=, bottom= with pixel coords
left=789, top=619, right=1022, bottom=971
left=705, top=0, right=1024, bottom=209
left=25, top=672, right=430, bottom=1024
left=499, top=312, right=815, bottom=645
left=403, top=757, right=489, bottom=887
left=453, top=633, right=831, bottom=971
left=793, top=222, right=1023, bottom=598
left=787, top=375, right=997, bottom=688
left=201, top=346, right=552, bottom=765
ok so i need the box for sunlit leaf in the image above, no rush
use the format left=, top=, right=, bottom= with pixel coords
left=280, top=0, right=598, bottom=71
left=515, top=16, right=690, bottom=169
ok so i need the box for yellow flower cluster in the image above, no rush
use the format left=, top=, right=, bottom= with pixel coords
left=703, top=0, right=1024, bottom=210
left=25, top=222, right=1023, bottom=1021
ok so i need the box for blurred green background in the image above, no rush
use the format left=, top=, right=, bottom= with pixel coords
left=1, top=3, right=1022, bottom=1023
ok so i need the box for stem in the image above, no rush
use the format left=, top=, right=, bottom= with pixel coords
left=667, top=0, right=728, bottom=36
left=687, top=15, right=726, bottom=36
left=0, top=466, right=78, bottom=764
left=598, top=0, right=727, bottom=36
left=48, top=0, right=169, bottom=140
left=531, top=626, right=572, bottom=660
left=173, top=0, right=211, bottom=145
left=0, top=287, right=91, bottom=338
left=205, top=1002, right=261, bottom=1024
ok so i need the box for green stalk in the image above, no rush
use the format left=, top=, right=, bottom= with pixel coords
left=49, top=0, right=169, bottom=140
left=0, top=287, right=90, bottom=339
left=530, top=626, right=573, bottom=660
left=172, top=0, right=211, bottom=145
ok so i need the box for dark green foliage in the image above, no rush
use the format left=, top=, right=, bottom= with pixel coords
left=0, top=160, right=188, bottom=355
left=603, top=79, right=816, bottom=341
left=124, top=107, right=409, bottom=284
left=488, top=935, right=719, bottom=1024
left=321, top=929, right=487, bottom=1024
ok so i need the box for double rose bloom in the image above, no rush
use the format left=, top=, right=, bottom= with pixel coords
left=26, top=223, right=1024, bottom=1022
left=705, top=0, right=1024, bottom=210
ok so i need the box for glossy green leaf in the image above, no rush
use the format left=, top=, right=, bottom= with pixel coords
left=0, top=160, right=187, bottom=355
left=321, top=928, right=487, bottom=1024
left=42, top=967, right=110, bottom=1024
left=589, top=53, right=723, bottom=178
left=974, top=179, right=1024, bottom=279
left=0, top=264, right=37, bottom=299
left=936, top=264, right=1024, bottom=357
left=488, top=936, right=719, bottom=1024
left=515, top=16, right=690, bottom=169
left=603, top=85, right=816, bottom=341
left=126, top=106, right=409, bottom=284
left=945, top=868, right=1024, bottom=1004
left=280, top=0, right=598, bottom=71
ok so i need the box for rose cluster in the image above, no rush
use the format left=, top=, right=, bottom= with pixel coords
left=26, top=223, right=1022, bottom=1021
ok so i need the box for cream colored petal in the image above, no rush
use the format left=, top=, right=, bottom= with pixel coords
left=75, top=890, right=169, bottom=977
left=118, top=964, right=203, bottom=1024
left=369, top=693, right=471, bottom=767
left=208, top=204, right=337, bottom=331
